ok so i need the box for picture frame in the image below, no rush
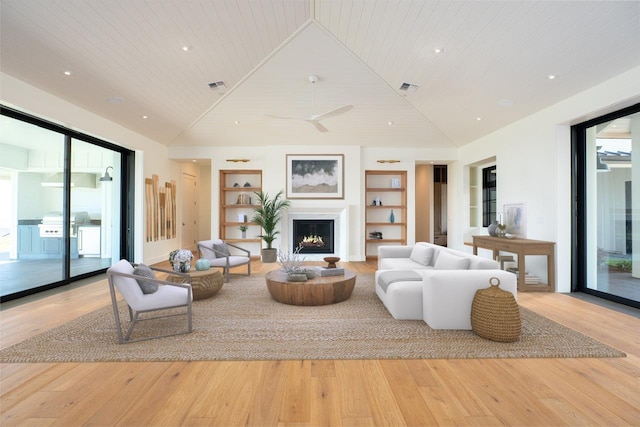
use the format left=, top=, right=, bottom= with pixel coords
left=286, top=154, right=344, bottom=199
left=503, top=203, right=527, bottom=238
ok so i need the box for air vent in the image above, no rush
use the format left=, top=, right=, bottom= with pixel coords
left=208, top=81, right=227, bottom=90
left=399, top=83, right=419, bottom=93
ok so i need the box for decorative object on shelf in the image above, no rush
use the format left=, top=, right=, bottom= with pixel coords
left=369, top=231, right=383, bottom=239
left=496, top=223, right=507, bottom=238
left=236, top=193, right=251, bottom=204
left=169, top=249, right=193, bottom=273
left=195, top=258, right=211, bottom=271
left=238, top=225, right=248, bottom=239
left=286, top=154, right=344, bottom=199
left=374, top=196, right=382, bottom=206
left=471, top=277, right=521, bottom=342
left=252, top=190, right=291, bottom=262
left=323, top=256, right=340, bottom=268
left=390, top=178, right=401, bottom=188
left=243, top=182, right=251, bottom=187
left=390, top=209, right=395, bottom=223
left=237, top=214, right=247, bottom=222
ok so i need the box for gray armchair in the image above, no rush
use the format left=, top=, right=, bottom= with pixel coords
left=197, top=239, right=251, bottom=282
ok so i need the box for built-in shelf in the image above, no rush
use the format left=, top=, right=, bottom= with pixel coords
left=365, top=170, right=407, bottom=259
left=219, top=170, right=262, bottom=255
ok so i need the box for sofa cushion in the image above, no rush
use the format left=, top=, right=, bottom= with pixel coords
left=379, top=258, right=434, bottom=270
left=133, top=264, right=159, bottom=294
left=409, top=245, right=434, bottom=266
left=434, top=251, right=470, bottom=270
left=377, top=270, right=423, bottom=293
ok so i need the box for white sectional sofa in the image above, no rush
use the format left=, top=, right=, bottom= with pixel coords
left=375, top=242, right=517, bottom=329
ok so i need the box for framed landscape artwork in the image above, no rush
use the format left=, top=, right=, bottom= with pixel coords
left=286, top=154, right=344, bottom=199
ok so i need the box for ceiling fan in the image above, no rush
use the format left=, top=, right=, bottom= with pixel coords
left=267, top=75, right=353, bottom=133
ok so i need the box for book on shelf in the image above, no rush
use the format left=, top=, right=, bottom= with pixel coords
left=317, top=267, right=345, bottom=277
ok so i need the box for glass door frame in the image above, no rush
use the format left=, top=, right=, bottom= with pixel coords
left=571, top=102, right=640, bottom=309
left=0, top=105, right=135, bottom=302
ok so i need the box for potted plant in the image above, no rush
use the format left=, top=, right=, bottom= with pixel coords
left=252, top=189, right=291, bottom=262
left=238, top=225, right=248, bottom=239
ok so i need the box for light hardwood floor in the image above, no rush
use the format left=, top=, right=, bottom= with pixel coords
left=1, top=260, right=639, bottom=426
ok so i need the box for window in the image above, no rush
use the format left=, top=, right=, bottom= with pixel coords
left=0, top=105, right=135, bottom=302
left=572, top=103, right=639, bottom=309
left=482, top=165, right=497, bottom=227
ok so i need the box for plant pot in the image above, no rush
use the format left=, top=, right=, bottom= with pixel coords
left=261, top=248, right=277, bottom=263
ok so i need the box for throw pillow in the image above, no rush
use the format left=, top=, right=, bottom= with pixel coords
left=433, top=251, right=470, bottom=270
left=133, top=264, right=159, bottom=294
left=213, top=242, right=230, bottom=258
left=409, top=245, right=434, bottom=266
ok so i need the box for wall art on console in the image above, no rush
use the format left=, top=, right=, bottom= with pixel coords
left=503, top=203, right=526, bottom=238
left=145, top=174, right=177, bottom=241
left=286, top=154, right=344, bottom=199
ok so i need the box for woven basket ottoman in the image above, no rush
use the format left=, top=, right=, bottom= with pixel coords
left=471, top=277, right=521, bottom=342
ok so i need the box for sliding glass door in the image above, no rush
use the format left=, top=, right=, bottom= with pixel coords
left=573, top=104, right=640, bottom=308
left=0, top=106, right=134, bottom=301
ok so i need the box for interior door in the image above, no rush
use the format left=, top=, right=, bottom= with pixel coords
left=181, top=173, right=197, bottom=250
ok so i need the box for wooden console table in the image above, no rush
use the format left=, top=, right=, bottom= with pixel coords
left=472, top=235, right=555, bottom=292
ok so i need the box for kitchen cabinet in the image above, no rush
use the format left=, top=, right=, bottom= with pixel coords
left=17, top=225, right=78, bottom=259
left=78, top=226, right=101, bottom=257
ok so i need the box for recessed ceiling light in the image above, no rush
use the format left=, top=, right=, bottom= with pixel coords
left=433, top=47, right=444, bottom=54
left=63, top=70, right=72, bottom=76
left=476, top=117, right=482, bottom=121
left=387, top=121, right=393, bottom=125
left=234, top=120, right=239, bottom=124
left=142, top=115, right=148, bottom=119
left=182, top=46, right=190, bottom=52
left=547, top=74, right=557, bottom=80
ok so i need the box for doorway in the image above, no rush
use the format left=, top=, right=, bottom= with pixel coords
left=181, top=173, right=197, bottom=250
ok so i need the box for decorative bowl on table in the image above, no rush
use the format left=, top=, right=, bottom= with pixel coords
left=323, top=257, right=340, bottom=269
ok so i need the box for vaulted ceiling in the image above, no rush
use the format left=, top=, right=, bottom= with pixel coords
left=1, top=1, right=639, bottom=149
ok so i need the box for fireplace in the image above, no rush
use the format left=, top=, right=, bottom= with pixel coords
left=292, top=219, right=334, bottom=254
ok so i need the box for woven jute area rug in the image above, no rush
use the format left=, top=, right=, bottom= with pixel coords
left=0, top=273, right=625, bottom=362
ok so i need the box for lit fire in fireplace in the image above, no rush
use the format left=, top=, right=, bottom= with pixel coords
left=300, top=235, right=325, bottom=247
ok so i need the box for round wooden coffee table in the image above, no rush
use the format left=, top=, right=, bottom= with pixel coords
left=265, top=269, right=356, bottom=306
left=167, top=269, right=224, bottom=301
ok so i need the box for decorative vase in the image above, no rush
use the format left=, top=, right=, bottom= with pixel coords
left=390, top=209, right=395, bottom=223
left=488, top=221, right=498, bottom=237
left=241, top=231, right=247, bottom=239
left=195, top=258, right=210, bottom=271
left=174, top=261, right=191, bottom=273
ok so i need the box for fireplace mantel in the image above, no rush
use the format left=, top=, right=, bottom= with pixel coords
left=283, top=207, right=349, bottom=261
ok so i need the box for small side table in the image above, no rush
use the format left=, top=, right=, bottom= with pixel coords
left=167, top=269, right=224, bottom=300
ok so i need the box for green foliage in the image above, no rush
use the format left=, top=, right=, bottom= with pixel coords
left=606, top=259, right=632, bottom=272
left=251, top=190, right=291, bottom=249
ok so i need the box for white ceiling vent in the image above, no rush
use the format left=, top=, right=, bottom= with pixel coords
left=208, top=81, right=227, bottom=90
left=399, top=83, right=419, bottom=93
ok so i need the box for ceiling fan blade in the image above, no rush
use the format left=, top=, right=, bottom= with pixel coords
left=313, top=104, right=353, bottom=120
left=265, top=114, right=303, bottom=120
left=307, top=120, right=329, bottom=133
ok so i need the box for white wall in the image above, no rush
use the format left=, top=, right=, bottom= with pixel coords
left=449, top=66, right=640, bottom=292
